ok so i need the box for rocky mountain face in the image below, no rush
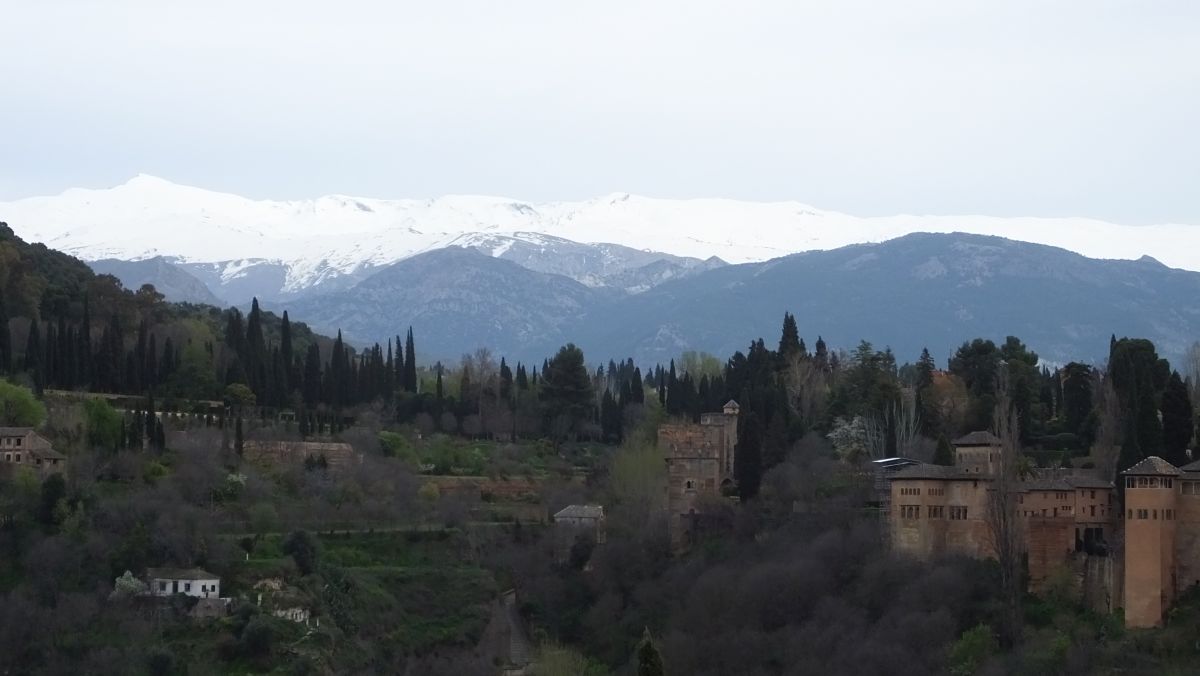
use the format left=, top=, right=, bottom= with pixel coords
left=267, top=233, right=1200, bottom=367
left=443, top=231, right=726, bottom=293
left=281, top=247, right=615, bottom=359
left=88, top=257, right=223, bottom=306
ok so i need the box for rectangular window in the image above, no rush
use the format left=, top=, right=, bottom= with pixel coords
left=185, top=583, right=191, bottom=592
left=1091, top=490, right=1096, bottom=499
left=159, top=582, right=166, bottom=592
left=1091, top=505, right=1095, bottom=517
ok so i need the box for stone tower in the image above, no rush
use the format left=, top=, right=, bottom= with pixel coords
left=1122, top=457, right=1180, bottom=628
left=660, top=400, right=739, bottom=549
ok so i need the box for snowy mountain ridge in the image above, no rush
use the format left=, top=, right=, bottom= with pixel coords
left=5, top=175, right=1200, bottom=299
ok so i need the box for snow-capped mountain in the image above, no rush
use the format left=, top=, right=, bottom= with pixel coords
left=4, top=174, right=1200, bottom=303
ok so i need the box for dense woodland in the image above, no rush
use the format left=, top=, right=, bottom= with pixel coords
left=4, top=222, right=1200, bottom=674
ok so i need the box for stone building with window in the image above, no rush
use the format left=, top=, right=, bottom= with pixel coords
left=0, top=427, right=66, bottom=478
left=659, top=400, right=739, bottom=549
left=889, top=435, right=1200, bottom=628
left=552, top=504, right=607, bottom=564
left=888, top=432, right=1117, bottom=591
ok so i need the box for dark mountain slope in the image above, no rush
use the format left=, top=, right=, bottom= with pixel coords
left=268, top=232, right=1200, bottom=366
left=89, top=257, right=223, bottom=306
left=581, top=233, right=1200, bottom=364
left=281, top=247, right=611, bottom=359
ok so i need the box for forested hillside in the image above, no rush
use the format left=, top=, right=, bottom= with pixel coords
left=3, top=227, right=1200, bottom=675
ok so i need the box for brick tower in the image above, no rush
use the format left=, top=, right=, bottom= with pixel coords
left=1122, top=457, right=1181, bottom=628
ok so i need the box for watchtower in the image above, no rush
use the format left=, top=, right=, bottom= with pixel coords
left=1122, top=456, right=1181, bottom=627
left=660, top=401, right=739, bottom=549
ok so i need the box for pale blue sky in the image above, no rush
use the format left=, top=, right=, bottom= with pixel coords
left=2, top=0, right=1198, bottom=223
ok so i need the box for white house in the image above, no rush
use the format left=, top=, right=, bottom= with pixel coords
left=145, top=568, right=221, bottom=598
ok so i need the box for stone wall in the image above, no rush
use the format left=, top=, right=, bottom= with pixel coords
left=242, top=440, right=359, bottom=471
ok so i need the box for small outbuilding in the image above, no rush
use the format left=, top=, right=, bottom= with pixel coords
left=145, top=568, right=222, bottom=598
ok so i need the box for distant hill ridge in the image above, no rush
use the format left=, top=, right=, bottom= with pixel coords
left=280, top=232, right=1200, bottom=366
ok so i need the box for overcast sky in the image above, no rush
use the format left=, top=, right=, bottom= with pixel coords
left=2, top=1, right=1198, bottom=223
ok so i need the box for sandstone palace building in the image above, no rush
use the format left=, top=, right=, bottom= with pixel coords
left=659, top=400, right=739, bottom=548
left=889, top=432, right=1200, bottom=628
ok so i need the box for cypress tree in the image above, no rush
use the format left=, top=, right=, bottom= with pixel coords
left=435, top=362, right=444, bottom=406
left=933, top=434, right=955, bottom=466
left=0, top=294, right=11, bottom=374
left=499, top=357, right=513, bottom=401
left=385, top=338, right=395, bottom=395
left=666, top=360, right=680, bottom=416
left=24, top=321, right=44, bottom=394
left=778, top=311, right=801, bottom=359
left=1162, top=371, right=1194, bottom=467
left=133, top=319, right=148, bottom=392
left=403, top=328, right=417, bottom=392
left=280, top=310, right=293, bottom=393
left=79, top=294, right=92, bottom=388
left=160, top=337, right=176, bottom=384
left=303, top=343, right=321, bottom=406
left=145, top=393, right=157, bottom=449
left=43, top=321, right=57, bottom=390
left=636, top=629, right=664, bottom=676
left=245, top=299, right=267, bottom=398
left=145, top=333, right=158, bottom=393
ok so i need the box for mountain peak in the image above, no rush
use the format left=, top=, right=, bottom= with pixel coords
left=120, top=173, right=179, bottom=189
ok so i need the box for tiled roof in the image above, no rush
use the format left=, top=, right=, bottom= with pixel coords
left=553, top=504, right=605, bottom=519
left=1021, top=477, right=1073, bottom=491
left=953, top=431, right=1001, bottom=447
left=145, top=567, right=219, bottom=580
left=890, top=464, right=980, bottom=481
left=1179, top=459, right=1200, bottom=473
left=30, top=447, right=65, bottom=461
left=1063, top=475, right=1113, bottom=489
left=0, top=427, right=36, bottom=436
left=1120, top=456, right=1183, bottom=476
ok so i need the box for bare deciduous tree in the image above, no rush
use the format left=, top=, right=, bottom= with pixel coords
left=890, top=389, right=923, bottom=457
left=986, top=368, right=1023, bottom=648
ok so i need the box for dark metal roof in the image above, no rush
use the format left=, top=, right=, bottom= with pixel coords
left=953, top=431, right=1001, bottom=447
left=553, top=504, right=605, bottom=519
